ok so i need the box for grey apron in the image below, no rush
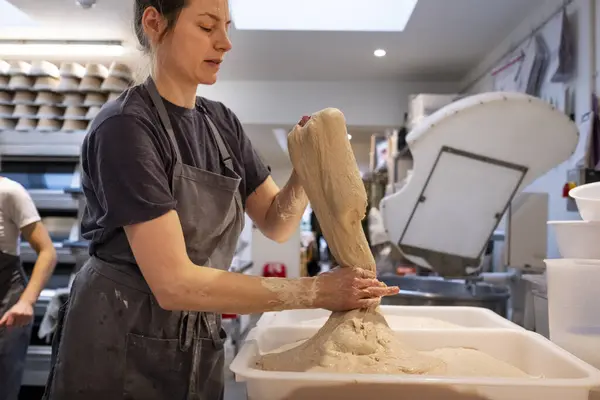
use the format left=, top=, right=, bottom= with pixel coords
left=43, top=78, right=245, bottom=400
left=0, top=251, right=32, bottom=400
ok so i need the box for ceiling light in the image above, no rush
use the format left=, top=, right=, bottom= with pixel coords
left=374, top=49, right=386, bottom=57
left=0, top=40, right=125, bottom=57
left=230, top=0, right=418, bottom=32
left=347, top=134, right=352, bottom=140
left=76, top=0, right=97, bottom=9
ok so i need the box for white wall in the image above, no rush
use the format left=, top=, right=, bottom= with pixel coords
left=198, top=80, right=460, bottom=129
left=460, top=0, right=596, bottom=258
left=250, top=167, right=304, bottom=278
left=236, top=214, right=253, bottom=261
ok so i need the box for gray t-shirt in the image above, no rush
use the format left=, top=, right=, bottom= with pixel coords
left=80, top=83, right=271, bottom=263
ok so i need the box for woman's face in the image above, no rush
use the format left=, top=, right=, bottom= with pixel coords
left=158, top=0, right=232, bottom=85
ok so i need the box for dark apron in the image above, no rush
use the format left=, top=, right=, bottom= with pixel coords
left=43, top=78, right=245, bottom=400
left=0, top=251, right=32, bottom=400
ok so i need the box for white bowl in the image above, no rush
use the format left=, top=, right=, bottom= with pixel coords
left=548, top=220, right=600, bottom=259
left=569, top=182, right=600, bottom=221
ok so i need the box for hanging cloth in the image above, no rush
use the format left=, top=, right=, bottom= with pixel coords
left=551, top=9, right=575, bottom=83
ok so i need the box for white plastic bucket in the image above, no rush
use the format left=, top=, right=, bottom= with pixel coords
left=232, top=327, right=600, bottom=400
left=547, top=221, right=600, bottom=259
left=569, top=182, right=600, bottom=221
left=544, top=258, right=600, bottom=368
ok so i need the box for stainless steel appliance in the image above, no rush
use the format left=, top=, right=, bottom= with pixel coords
left=378, top=275, right=510, bottom=317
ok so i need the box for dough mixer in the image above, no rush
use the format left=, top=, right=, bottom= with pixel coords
left=380, top=92, right=579, bottom=278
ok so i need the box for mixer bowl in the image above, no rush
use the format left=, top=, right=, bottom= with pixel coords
left=378, top=275, right=510, bottom=317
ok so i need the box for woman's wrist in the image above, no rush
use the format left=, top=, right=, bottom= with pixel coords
left=288, top=170, right=304, bottom=192
left=297, top=277, right=320, bottom=308
left=260, top=276, right=319, bottom=310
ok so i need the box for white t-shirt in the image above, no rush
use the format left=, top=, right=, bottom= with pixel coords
left=0, top=178, right=41, bottom=255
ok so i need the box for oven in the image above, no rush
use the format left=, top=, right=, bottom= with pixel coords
left=0, top=155, right=80, bottom=211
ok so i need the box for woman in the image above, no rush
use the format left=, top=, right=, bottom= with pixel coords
left=43, top=0, right=398, bottom=398
left=0, top=177, right=57, bottom=400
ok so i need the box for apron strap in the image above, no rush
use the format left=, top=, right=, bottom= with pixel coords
left=145, top=77, right=234, bottom=172
left=145, top=78, right=183, bottom=164
left=178, top=311, right=222, bottom=350
left=198, top=104, right=235, bottom=172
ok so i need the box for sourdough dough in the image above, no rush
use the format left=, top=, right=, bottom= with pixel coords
left=257, top=309, right=446, bottom=375
left=257, top=311, right=530, bottom=378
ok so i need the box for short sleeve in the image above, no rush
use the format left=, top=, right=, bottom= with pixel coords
left=82, top=115, right=177, bottom=229
left=8, top=183, right=41, bottom=229
left=229, top=111, right=271, bottom=198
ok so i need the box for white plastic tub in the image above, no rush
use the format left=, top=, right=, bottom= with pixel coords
left=545, top=258, right=600, bottom=369
left=231, top=327, right=600, bottom=400
left=548, top=220, right=600, bottom=258
left=256, top=306, right=524, bottom=331
left=570, top=182, right=600, bottom=221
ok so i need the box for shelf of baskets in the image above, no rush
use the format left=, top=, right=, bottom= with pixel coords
left=0, top=59, right=134, bottom=134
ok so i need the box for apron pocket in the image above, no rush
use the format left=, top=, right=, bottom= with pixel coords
left=123, top=333, right=193, bottom=400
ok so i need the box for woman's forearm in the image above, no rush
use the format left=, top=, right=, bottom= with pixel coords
left=159, top=262, right=318, bottom=314
left=20, top=248, right=57, bottom=305
left=263, top=171, right=308, bottom=242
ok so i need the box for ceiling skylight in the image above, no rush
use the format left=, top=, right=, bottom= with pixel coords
left=230, top=0, right=418, bottom=32
left=0, top=0, right=37, bottom=28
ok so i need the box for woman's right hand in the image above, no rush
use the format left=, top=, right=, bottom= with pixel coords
left=314, top=267, right=399, bottom=311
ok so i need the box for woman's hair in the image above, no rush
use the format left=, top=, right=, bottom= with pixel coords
left=134, top=0, right=187, bottom=53
left=133, top=0, right=187, bottom=81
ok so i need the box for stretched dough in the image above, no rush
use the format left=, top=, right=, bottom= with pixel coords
left=257, top=108, right=444, bottom=374
left=287, top=108, right=374, bottom=271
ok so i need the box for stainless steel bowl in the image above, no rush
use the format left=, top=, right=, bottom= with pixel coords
left=378, top=275, right=510, bottom=316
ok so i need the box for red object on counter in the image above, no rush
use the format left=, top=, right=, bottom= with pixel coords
left=563, top=182, right=577, bottom=198
left=396, top=266, right=416, bottom=276
left=262, top=262, right=287, bottom=278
